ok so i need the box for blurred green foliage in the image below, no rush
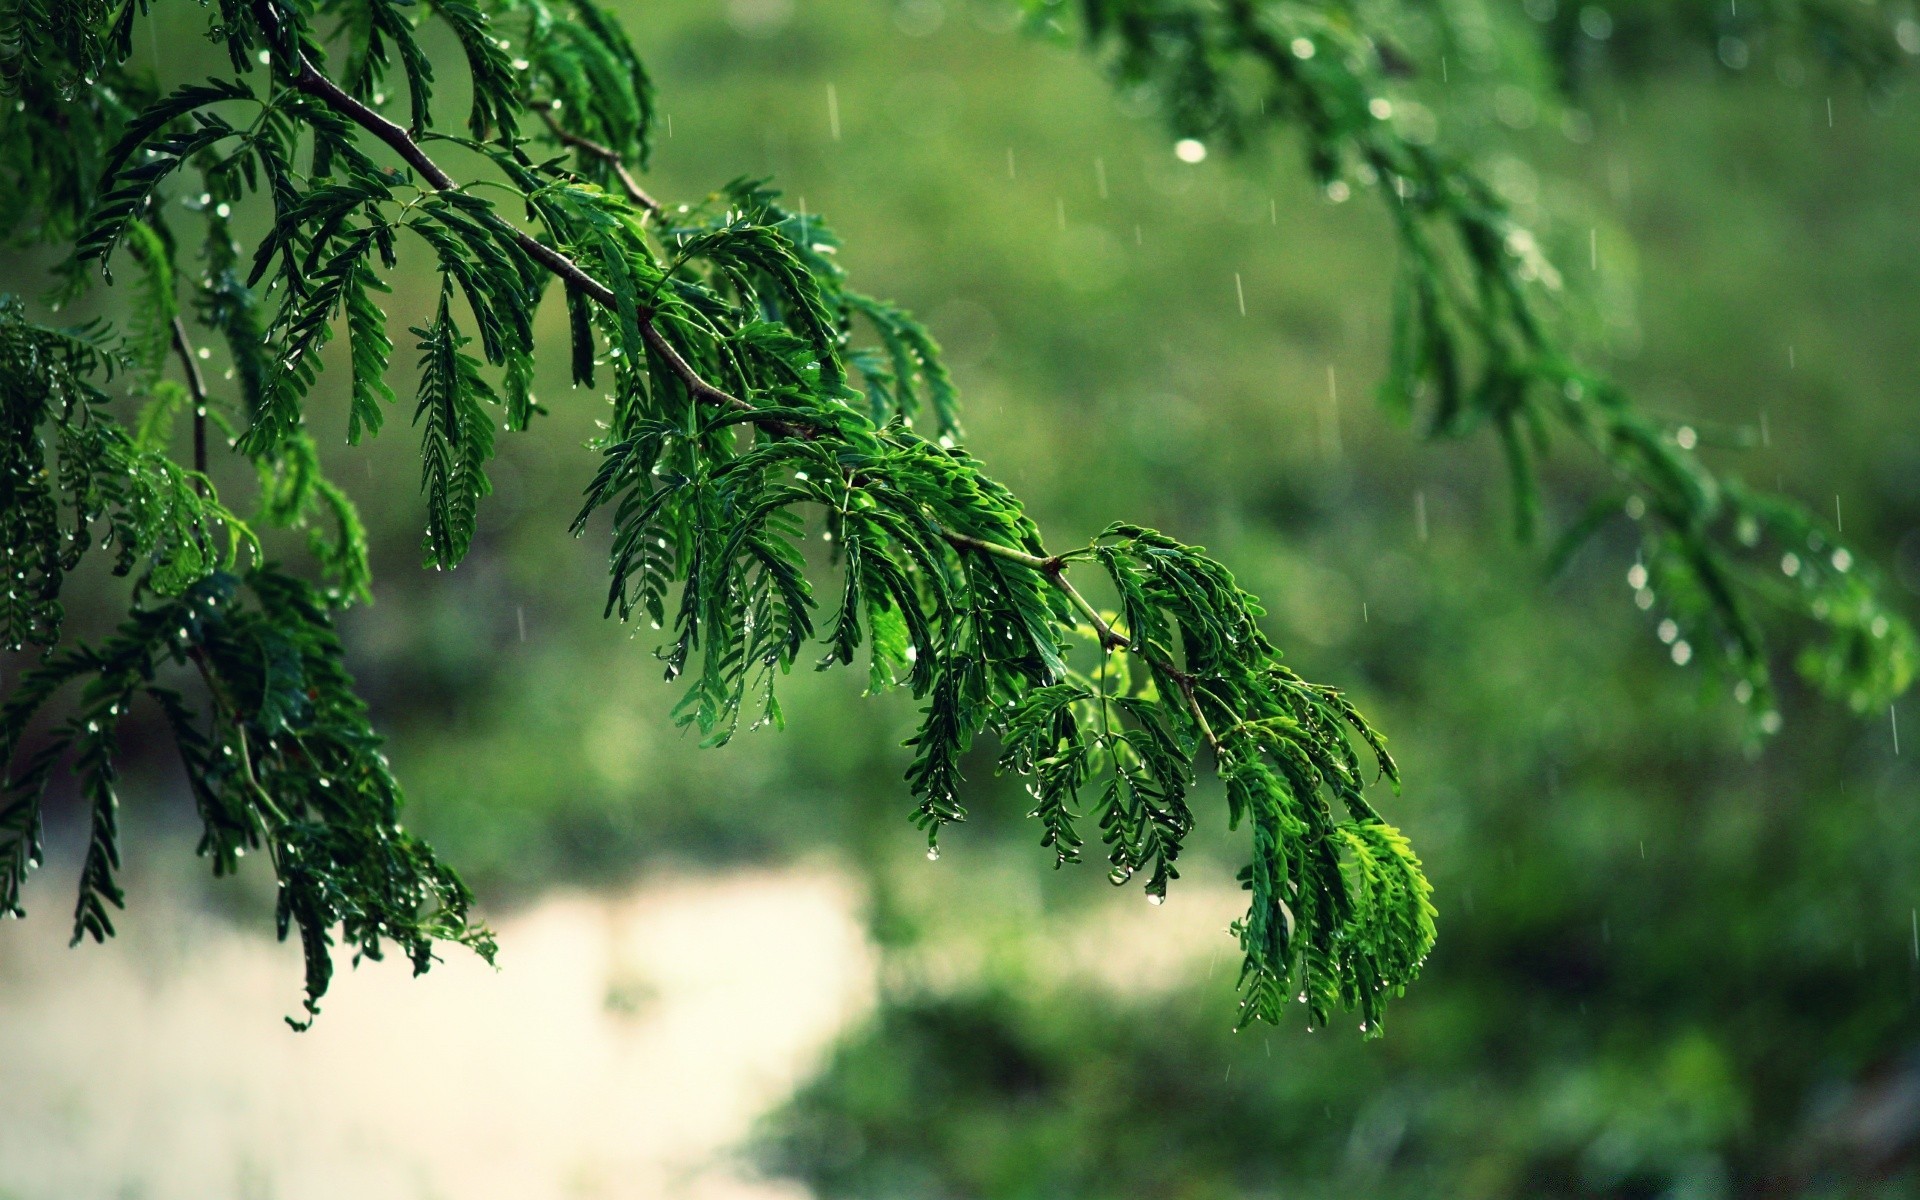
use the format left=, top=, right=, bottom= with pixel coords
left=8, top=0, right=1920, bottom=1189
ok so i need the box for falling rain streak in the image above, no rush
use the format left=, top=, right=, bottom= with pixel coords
left=826, top=83, right=840, bottom=140
left=1321, top=366, right=1342, bottom=459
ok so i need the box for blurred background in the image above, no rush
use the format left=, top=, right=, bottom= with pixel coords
left=5, top=0, right=1920, bottom=1196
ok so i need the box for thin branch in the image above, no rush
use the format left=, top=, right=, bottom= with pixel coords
left=1043, top=561, right=1128, bottom=652
left=939, top=528, right=1051, bottom=571
left=945, top=531, right=1219, bottom=752
left=1173, top=674, right=1222, bottom=754
left=169, top=316, right=210, bottom=489
left=268, top=26, right=1223, bottom=751
left=263, top=35, right=788, bottom=433
left=283, top=56, right=613, bottom=303
left=635, top=318, right=748, bottom=412
left=537, top=109, right=663, bottom=216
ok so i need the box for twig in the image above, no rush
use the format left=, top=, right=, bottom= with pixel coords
left=945, top=531, right=1220, bottom=752
left=169, top=316, right=210, bottom=490
left=1043, top=562, right=1128, bottom=652
left=263, top=33, right=791, bottom=431
left=939, top=529, right=1051, bottom=571
left=1173, top=673, right=1222, bottom=754
left=537, top=109, right=664, bottom=216
left=267, top=25, right=1226, bottom=752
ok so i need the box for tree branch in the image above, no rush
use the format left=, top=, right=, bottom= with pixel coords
left=938, top=529, right=1050, bottom=571
left=273, top=32, right=1221, bottom=750
left=1043, top=561, right=1128, bottom=652
left=941, top=527, right=1218, bottom=750
left=169, top=315, right=210, bottom=488
left=537, top=109, right=663, bottom=217
left=269, top=43, right=790, bottom=432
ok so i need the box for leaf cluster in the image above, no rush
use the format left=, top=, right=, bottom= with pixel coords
left=0, top=0, right=1907, bottom=1033
left=1053, top=0, right=1917, bottom=727
left=2, top=566, right=493, bottom=1025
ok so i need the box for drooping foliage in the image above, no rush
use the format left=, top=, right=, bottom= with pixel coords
left=0, top=0, right=1906, bottom=1032
left=1048, top=0, right=1918, bottom=723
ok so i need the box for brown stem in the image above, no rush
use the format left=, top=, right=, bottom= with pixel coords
left=537, top=109, right=664, bottom=217
left=170, top=316, right=211, bottom=491
left=945, top=537, right=1220, bottom=753
left=271, top=45, right=793, bottom=432
left=270, top=29, right=1224, bottom=753
left=283, top=57, right=615, bottom=305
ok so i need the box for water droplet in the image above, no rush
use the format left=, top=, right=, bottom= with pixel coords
left=1174, top=138, right=1207, bottom=164
left=1147, top=893, right=1164, bottom=906
left=926, top=845, right=940, bottom=861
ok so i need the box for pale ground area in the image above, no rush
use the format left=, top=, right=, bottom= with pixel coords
left=0, top=865, right=874, bottom=1200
